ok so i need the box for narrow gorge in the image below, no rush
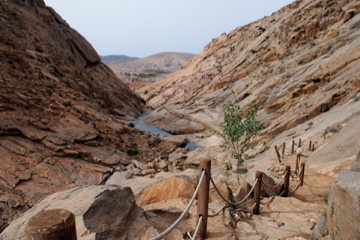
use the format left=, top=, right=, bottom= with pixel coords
left=0, top=0, right=360, bottom=239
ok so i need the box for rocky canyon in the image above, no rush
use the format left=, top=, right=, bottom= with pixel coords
left=1, top=0, right=360, bottom=239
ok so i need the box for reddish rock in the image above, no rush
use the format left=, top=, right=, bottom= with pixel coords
left=0, top=0, right=175, bottom=229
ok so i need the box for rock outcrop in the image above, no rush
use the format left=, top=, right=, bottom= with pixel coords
left=136, top=0, right=360, bottom=238
left=0, top=0, right=176, bottom=229
left=326, top=154, right=360, bottom=240
left=140, top=0, right=360, bottom=172
left=0, top=185, right=160, bottom=240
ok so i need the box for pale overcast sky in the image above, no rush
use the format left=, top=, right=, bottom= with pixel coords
left=44, top=0, right=294, bottom=58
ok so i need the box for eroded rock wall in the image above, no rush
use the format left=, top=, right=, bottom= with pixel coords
left=141, top=0, right=360, bottom=140
left=0, top=0, right=176, bottom=230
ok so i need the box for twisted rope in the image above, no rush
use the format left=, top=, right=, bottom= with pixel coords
left=290, top=166, right=303, bottom=180
left=260, top=196, right=275, bottom=205
left=210, top=177, right=258, bottom=206
left=278, top=189, right=286, bottom=197
left=261, top=171, right=288, bottom=189
left=289, top=181, right=302, bottom=193
left=208, top=205, right=229, bottom=217
left=191, top=215, right=203, bottom=240
left=150, top=170, right=206, bottom=240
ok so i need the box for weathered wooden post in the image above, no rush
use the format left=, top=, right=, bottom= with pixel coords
left=298, top=139, right=302, bottom=147
left=282, top=165, right=291, bottom=197
left=282, top=142, right=286, bottom=155
left=299, top=163, right=305, bottom=186
left=253, top=171, right=263, bottom=215
left=197, top=159, right=211, bottom=239
left=274, top=146, right=281, bottom=163
left=291, top=140, right=295, bottom=154
left=26, top=209, right=77, bottom=240
left=308, top=141, right=312, bottom=151
left=312, top=143, right=315, bottom=151
left=295, top=153, right=301, bottom=175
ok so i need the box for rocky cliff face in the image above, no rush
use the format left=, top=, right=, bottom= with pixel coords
left=138, top=0, right=360, bottom=237
left=141, top=0, right=360, bottom=138
left=140, top=0, right=360, bottom=170
left=0, top=0, right=176, bottom=231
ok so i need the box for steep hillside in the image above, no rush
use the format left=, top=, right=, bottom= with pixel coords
left=138, top=1, right=360, bottom=237
left=0, top=0, right=176, bottom=230
left=140, top=0, right=360, bottom=158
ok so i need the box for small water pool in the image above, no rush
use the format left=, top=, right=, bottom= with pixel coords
left=134, top=114, right=200, bottom=151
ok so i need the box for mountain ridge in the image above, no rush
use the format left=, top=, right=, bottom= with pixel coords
left=104, top=52, right=195, bottom=90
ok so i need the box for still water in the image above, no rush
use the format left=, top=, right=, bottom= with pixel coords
left=134, top=114, right=199, bottom=151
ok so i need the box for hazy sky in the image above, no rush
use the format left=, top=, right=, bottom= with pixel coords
left=44, top=0, right=294, bottom=58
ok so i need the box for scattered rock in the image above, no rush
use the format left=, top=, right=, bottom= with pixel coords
left=126, top=164, right=143, bottom=176
left=0, top=185, right=158, bottom=240
left=158, top=160, right=168, bottom=169
left=106, top=172, right=132, bottom=186
left=160, top=135, right=188, bottom=147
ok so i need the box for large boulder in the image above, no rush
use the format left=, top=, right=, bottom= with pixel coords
left=326, top=157, right=360, bottom=240
left=120, top=169, right=198, bottom=206
left=0, top=185, right=158, bottom=240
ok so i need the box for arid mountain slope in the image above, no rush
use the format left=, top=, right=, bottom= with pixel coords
left=140, top=0, right=360, bottom=141
left=101, top=55, right=139, bottom=65
left=0, top=0, right=175, bottom=230
left=105, top=52, right=195, bottom=90
left=138, top=2, right=360, bottom=237
left=111, top=52, right=195, bottom=73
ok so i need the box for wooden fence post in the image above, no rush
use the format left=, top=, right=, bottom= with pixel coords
left=291, top=140, right=295, bottom=154
left=253, top=171, right=263, bottom=215
left=299, top=163, right=305, bottom=186
left=197, top=159, right=211, bottom=240
left=26, top=209, right=77, bottom=240
left=298, top=139, right=302, bottom=147
left=295, top=153, right=301, bottom=175
left=282, top=142, right=286, bottom=155
left=282, top=165, right=291, bottom=197
left=274, top=146, right=281, bottom=163
left=308, top=141, right=312, bottom=151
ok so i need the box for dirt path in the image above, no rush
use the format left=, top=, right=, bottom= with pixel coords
left=291, top=168, right=335, bottom=205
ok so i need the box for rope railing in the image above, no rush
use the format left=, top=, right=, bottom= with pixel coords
left=275, top=139, right=315, bottom=162
left=150, top=169, right=206, bottom=240
left=191, top=215, right=203, bottom=240
left=289, top=181, right=302, bottom=193
left=25, top=157, right=308, bottom=240
left=150, top=158, right=305, bottom=239
left=210, top=177, right=258, bottom=206
left=208, top=205, right=229, bottom=217
left=260, top=196, right=275, bottom=205
left=261, top=170, right=288, bottom=189
left=291, top=165, right=304, bottom=179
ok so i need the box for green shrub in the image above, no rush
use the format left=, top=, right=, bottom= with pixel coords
left=220, top=103, right=263, bottom=182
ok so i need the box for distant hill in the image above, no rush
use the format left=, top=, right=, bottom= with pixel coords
left=115, top=52, right=195, bottom=72
left=100, top=55, right=139, bottom=65
left=103, top=52, right=195, bottom=90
